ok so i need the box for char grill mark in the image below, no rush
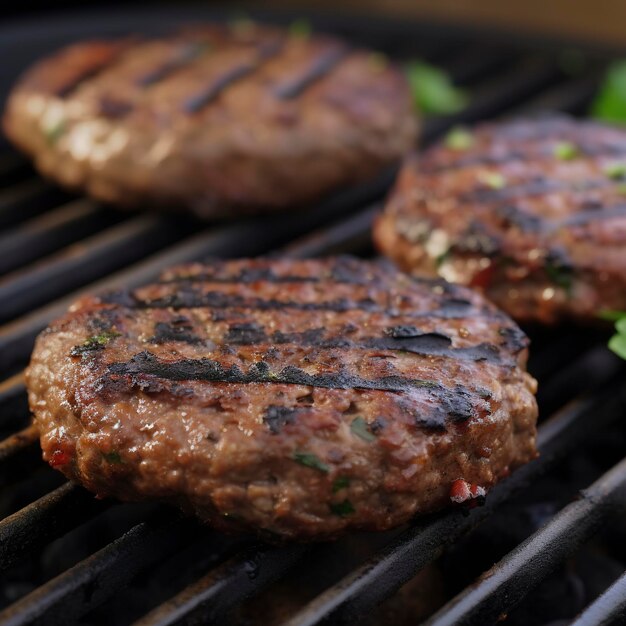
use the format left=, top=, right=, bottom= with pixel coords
left=136, top=41, right=210, bottom=86
left=149, top=319, right=200, bottom=344
left=263, top=405, right=303, bottom=434
left=183, top=39, right=283, bottom=113
left=273, top=45, right=349, bottom=99
left=101, top=351, right=485, bottom=428
left=101, top=289, right=482, bottom=320
left=55, top=41, right=137, bottom=98
left=223, top=323, right=504, bottom=363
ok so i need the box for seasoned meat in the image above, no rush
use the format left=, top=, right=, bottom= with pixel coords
left=375, top=116, right=626, bottom=323
left=3, top=22, right=417, bottom=218
left=26, top=257, right=537, bottom=540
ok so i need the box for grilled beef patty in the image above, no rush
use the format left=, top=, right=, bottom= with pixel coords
left=27, top=258, right=537, bottom=539
left=375, top=116, right=626, bottom=323
left=3, top=22, right=416, bottom=218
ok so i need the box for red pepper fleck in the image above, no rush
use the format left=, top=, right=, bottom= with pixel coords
left=49, top=449, right=72, bottom=468
left=469, top=264, right=495, bottom=290
left=450, top=479, right=486, bottom=504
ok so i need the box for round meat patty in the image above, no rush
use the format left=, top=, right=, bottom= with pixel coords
left=375, top=116, right=626, bottom=324
left=3, top=22, right=417, bottom=218
left=26, top=257, right=538, bottom=540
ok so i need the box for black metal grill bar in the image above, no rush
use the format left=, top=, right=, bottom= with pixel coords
left=0, top=179, right=70, bottom=230
left=571, top=570, right=626, bottom=626
left=0, top=483, right=108, bottom=573
left=0, top=514, right=199, bottom=626
left=0, top=198, right=124, bottom=276
left=278, top=381, right=626, bottom=626
left=0, top=215, right=197, bottom=324
left=133, top=544, right=309, bottom=626
left=422, top=457, right=626, bottom=626
left=0, top=372, right=27, bottom=430
left=0, top=424, right=37, bottom=467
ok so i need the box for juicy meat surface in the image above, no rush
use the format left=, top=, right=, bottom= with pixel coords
left=27, top=257, right=538, bottom=539
left=3, top=22, right=417, bottom=218
left=375, top=116, right=626, bottom=323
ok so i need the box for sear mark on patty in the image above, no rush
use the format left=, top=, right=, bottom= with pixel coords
left=263, top=405, right=303, bottom=434
left=149, top=318, right=201, bottom=344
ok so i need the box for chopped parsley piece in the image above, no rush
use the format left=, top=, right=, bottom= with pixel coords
left=102, top=451, right=123, bottom=464
left=479, top=172, right=506, bottom=189
left=43, top=120, right=66, bottom=145
left=404, top=60, right=468, bottom=115
left=70, top=331, right=121, bottom=356
left=553, top=141, right=579, bottom=161
left=435, top=249, right=452, bottom=268
left=289, top=18, right=312, bottom=39
left=591, top=60, right=626, bottom=125
left=601, top=311, right=626, bottom=359
left=604, top=162, right=626, bottom=180
left=618, top=184, right=626, bottom=195
left=368, top=52, right=388, bottom=72
left=332, top=476, right=350, bottom=493
left=329, top=499, right=355, bottom=517
left=350, top=416, right=376, bottom=442
left=293, top=451, right=329, bottom=473
left=545, top=259, right=573, bottom=295
left=445, top=127, right=474, bottom=151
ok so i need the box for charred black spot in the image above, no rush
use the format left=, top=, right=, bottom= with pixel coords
left=456, top=221, right=502, bottom=255
left=386, top=325, right=432, bottom=339
left=497, top=205, right=543, bottom=233
left=99, top=97, right=133, bottom=118
left=263, top=405, right=301, bottom=434
left=226, top=323, right=267, bottom=344
left=370, top=416, right=387, bottom=433
left=498, top=326, right=528, bottom=353
left=150, top=320, right=200, bottom=344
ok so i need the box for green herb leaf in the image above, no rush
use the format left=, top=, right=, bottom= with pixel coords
left=604, top=162, right=626, bottom=180
left=545, top=260, right=574, bottom=294
left=289, top=18, right=312, bottom=39
left=293, top=451, right=329, bottom=473
left=102, top=451, right=123, bottom=464
left=70, top=330, right=121, bottom=356
left=591, top=60, right=626, bottom=125
left=435, top=249, right=452, bottom=269
left=44, top=120, right=66, bottom=145
left=445, top=127, right=474, bottom=151
left=332, top=476, right=350, bottom=493
left=404, top=60, right=468, bottom=116
left=350, top=417, right=375, bottom=442
left=478, top=172, right=506, bottom=189
left=329, top=499, right=355, bottom=517
left=598, top=309, right=626, bottom=321
left=553, top=141, right=579, bottom=161
left=616, top=317, right=626, bottom=335
left=608, top=333, right=626, bottom=359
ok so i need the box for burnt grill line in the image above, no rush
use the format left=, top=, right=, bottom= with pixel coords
left=184, top=39, right=283, bottom=112
left=273, top=45, right=350, bottom=99
left=136, top=41, right=211, bottom=86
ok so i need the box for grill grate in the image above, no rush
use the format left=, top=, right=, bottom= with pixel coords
left=0, top=8, right=624, bottom=626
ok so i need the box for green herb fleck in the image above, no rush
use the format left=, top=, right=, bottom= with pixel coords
left=591, top=60, right=626, bottom=125
left=289, top=18, right=312, bottom=39
left=368, top=52, right=388, bottom=72
left=350, top=417, right=376, bottom=442
left=605, top=162, right=626, bottom=180
left=435, top=249, right=452, bottom=268
left=479, top=172, right=506, bottom=189
left=44, top=119, right=66, bottom=145
left=545, top=260, right=574, bottom=295
left=70, top=331, right=121, bottom=356
left=293, top=451, right=329, bottom=473
left=404, top=60, right=468, bottom=116
left=445, top=127, right=474, bottom=151
left=553, top=141, right=579, bottom=161
left=102, top=451, right=123, bottom=464
left=329, top=499, right=355, bottom=517
left=608, top=332, right=626, bottom=359
left=332, top=476, right=350, bottom=493
left=601, top=311, right=626, bottom=360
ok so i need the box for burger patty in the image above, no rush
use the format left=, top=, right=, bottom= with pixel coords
left=374, top=116, right=626, bottom=323
left=3, top=22, right=417, bottom=218
left=26, top=257, right=538, bottom=540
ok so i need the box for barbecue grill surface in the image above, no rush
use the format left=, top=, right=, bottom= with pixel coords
left=0, top=6, right=625, bottom=626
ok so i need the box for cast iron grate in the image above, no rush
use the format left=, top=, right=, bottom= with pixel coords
left=0, top=7, right=624, bottom=626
